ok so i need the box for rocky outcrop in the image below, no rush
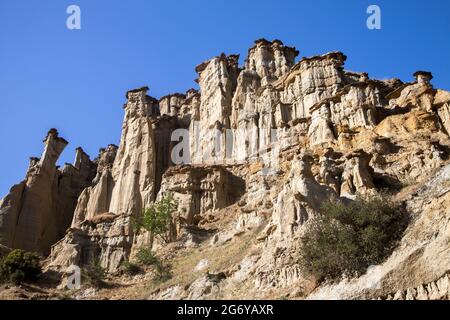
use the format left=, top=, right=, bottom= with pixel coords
left=309, top=163, right=450, bottom=300
left=70, top=86, right=159, bottom=229
left=109, top=87, right=157, bottom=217
left=275, top=52, right=347, bottom=120
left=245, top=39, right=298, bottom=86
left=265, top=153, right=337, bottom=241
left=434, top=89, right=450, bottom=135
left=2, top=39, right=450, bottom=301
left=191, top=54, right=240, bottom=165
left=50, top=214, right=132, bottom=273
left=71, top=145, right=118, bottom=227
left=384, top=274, right=450, bottom=300
left=50, top=87, right=162, bottom=269
left=388, top=71, right=435, bottom=112
left=157, top=166, right=245, bottom=226
left=0, top=129, right=95, bottom=254
left=159, top=93, right=186, bottom=117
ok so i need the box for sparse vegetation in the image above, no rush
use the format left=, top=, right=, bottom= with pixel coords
left=119, top=260, right=142, bottom=276
left=152, top=261, right=172, bottom=285
left=135, top=247, right=171, bottom=284
left=133, top=193, right=178, bottom=244
left=83, top=258, right=106, bottom=288
left=0, top=249, right=41, bottom=284
left=136, top=247, right=158, bottom=266
left=299, top=195, right=409, bottom=282
left=141, top=225, right=259, bottom=297
left=131, top=194, right=178, bottom=285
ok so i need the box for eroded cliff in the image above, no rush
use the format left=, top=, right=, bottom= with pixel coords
left=1, top=39, right=450, bottom=300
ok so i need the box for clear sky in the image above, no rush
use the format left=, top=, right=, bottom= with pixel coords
left=1, top=0, right=449, bottom=197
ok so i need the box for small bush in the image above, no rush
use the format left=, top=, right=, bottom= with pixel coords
left=0, top=249, right=41, bottom=284
left=299, top=195, right=408, bottom=282
left=136, top=247, right=158, bottom=266
left=135, top=247, right=172, bottom=284
left=119, top=260, right=141, bottom=276
left=83, top=258, right=106, bottom=288
left=152, top=264, right=172, bottom=285
left=133, top=194, right=178, bottom=244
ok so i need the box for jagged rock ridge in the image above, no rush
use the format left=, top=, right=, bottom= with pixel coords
left=1, top=38, right=450, bottom=300
left=0, top=129, right=95, bottom=255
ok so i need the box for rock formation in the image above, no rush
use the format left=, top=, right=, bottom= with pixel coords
left=0, top=129, right=95, bottom=255
left=1, top=38, right=450, bottom=300
left=310, top=163, right=450, bottom=300
left=158, top=166, right=245, bottom=226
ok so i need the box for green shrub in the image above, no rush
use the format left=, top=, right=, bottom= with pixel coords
left=299, top=195, right=408, bottom=282
left=152, top=263, right=172, bottom=285
left=119, top=260, right=141, bottom=276
left=83, top=258, right=106, bottom=287
left=0, top=249, right=41, bottom=284
left=133, top=194, right=178, bottom=244
left=135, top=247, right=172, bottom=284
left=136, top=247, right=158, bottom=266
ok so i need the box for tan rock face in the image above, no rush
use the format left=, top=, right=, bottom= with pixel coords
left=191, top=54, right=240, bottom=164
left=55, top=88, right=161, bottom=268
left=2, top=39, right=450, bottom=300
left=72, top=87, right=159, bottom=227
left=109, top=87, right=157, bottom=217
left=159, top=93, right=186, bottom=117
left=308, top=104, right=336, bottom=146
left=157, top=166, right=245, bottom=227
left=437, top=103, right=450, bottom=135
left=277, top=52, right=347, bottom=120
left=434, top=90, right=450, bottom=135
left=245, top=39, right=299, bottom=86
left=388, top=72, right=435, bottom=112
left=50, top=215, right=132, bottom=273
left=71, top=145, right=117, bottom=227
left=310, top=163, right=450, bottom=300
left=0, top=129, right=95, bottom=254
left=268, top=154, right=337, bottom=240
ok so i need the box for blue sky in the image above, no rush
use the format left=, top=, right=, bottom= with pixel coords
left=1, top=0, right=450, bottom=196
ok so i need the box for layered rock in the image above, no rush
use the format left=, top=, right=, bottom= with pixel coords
left=72, top=87, right=159, bottom=226
left=388, top=71, right=435, bottom=112
left=46, top=41, right=450, bottom=280
left=265, top=153, right=337, bottom=241
left=157, top=166, right=246, bottom=226
left=191, top=54, right=240, bottom=164
left=71, top=145, right=118, bottom=227
left=434, top=89, right=450, bottom=135
left=3, top=39, right=450, bottom=301
left=152, top=116, right=180, bottom=199
left=339, top=150, right=375, bottom=198
left=159, top=93, right=186, bottom=117
left=0, top=129, right=95, bottom=254
left=276, top=52, right=347, bottom=120
left=50, top=87, right=162, bottom=270
left=144, top=44, right=450, bottom=300
left=310, top=163, right=450, bottom=300
left=109, top=87, right=157, bottom=217
left=245, top=39, right=299, bottom=86
left=384, top=274, right=450, bottom=300
left=50, top=214, right=132, bottom=273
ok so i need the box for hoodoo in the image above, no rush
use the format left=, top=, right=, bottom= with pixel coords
left=1, top=39, right=450, bottom=300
